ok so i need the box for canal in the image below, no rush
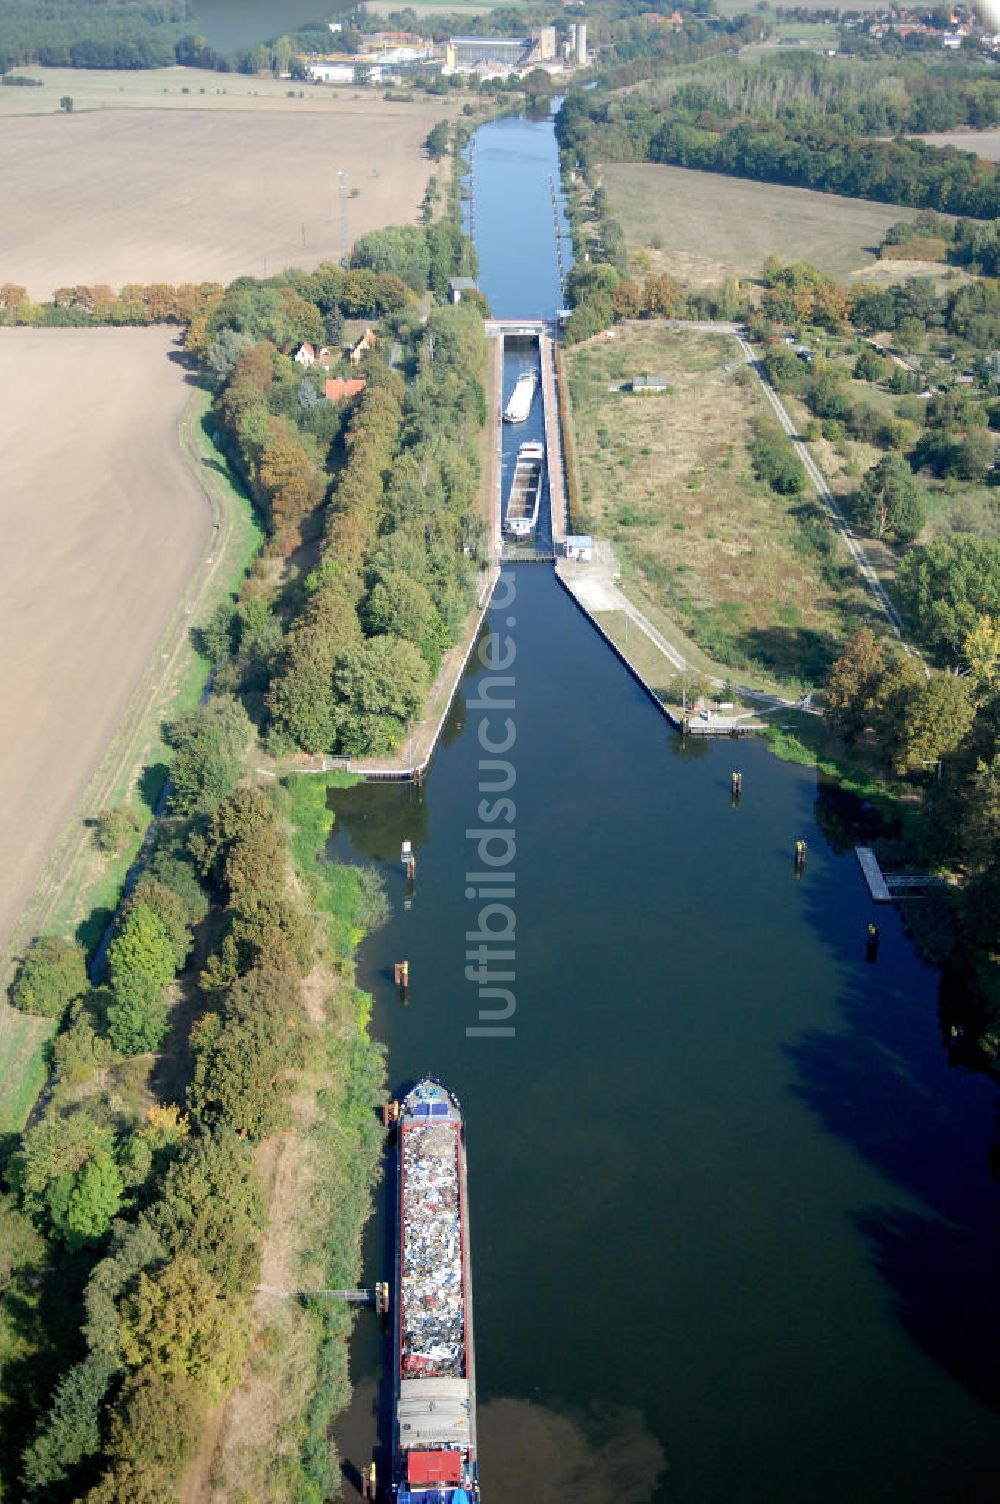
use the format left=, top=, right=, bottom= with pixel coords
left=334, top=111, right=1000, bottom=1502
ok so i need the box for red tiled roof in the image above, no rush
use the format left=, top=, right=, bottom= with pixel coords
left=325, top=377, right=366, bottom=402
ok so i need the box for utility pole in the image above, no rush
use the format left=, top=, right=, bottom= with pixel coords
left=337, top=169, right=348, bottom=263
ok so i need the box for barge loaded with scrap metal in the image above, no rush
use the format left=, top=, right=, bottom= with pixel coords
left=393, top=1078, right=480, bottom=1503
left=504, top=440, right=544, bottom=538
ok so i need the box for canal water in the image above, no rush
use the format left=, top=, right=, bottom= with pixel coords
left=333, top=112, right=1000, bottom=1502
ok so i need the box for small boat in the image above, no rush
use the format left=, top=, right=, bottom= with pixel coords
left=502, top=369, right=537, bottom=424
left=505, top=441, right=545, bottom=538
left=393, top=1078, right=480, bottom=1502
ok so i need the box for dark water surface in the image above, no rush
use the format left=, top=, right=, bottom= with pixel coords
left=331, top=113, right=1000, bottom=1502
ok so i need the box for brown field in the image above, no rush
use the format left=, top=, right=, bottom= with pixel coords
left=601, top=162, right=920, bottom=285
left=0, top=75, right=462, bottom=296
left=0, top=327, right=210, bottom=958
left=565, top=324, right=869, bottom=688
left=912, top=129, right=1000, bottom=161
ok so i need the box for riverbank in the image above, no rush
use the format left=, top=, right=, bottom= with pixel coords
left=179, top=775, right=386, bottom=1503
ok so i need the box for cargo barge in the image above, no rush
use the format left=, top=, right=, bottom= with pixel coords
left=393, top=1079, right=480, bottom=1503
left=503, top=369, right=537, bottom=424
left=504, top=440, right=545, bottom=538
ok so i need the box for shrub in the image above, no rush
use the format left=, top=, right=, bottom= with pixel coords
left=92, top=805, right=143, bottom=857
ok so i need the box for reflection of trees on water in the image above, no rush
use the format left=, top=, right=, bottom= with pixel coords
left=327, top=781, right=429, bottom=863
left=813, top=775, right=900, bottom=857
left=440, top=688, right=466, bottom=752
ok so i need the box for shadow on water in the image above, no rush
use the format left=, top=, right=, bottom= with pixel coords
left=787, top=861, right=1000, bottom=1413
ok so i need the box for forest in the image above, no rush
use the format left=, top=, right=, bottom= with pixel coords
left=558, top=55, right=1000, bottom=218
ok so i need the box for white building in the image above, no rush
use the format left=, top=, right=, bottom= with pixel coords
left=563, top=535, right=593, bottom=562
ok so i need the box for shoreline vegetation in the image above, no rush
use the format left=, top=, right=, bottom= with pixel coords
left=555, top=49, right=999, bottom=1065
left=0, top=115, right=491, bottom=1500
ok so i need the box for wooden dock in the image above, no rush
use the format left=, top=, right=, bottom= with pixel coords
left=854, top=846, right=892, bottom=903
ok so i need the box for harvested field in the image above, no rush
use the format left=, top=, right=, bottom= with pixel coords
left=911, top=129, right=1000, bottom=161
left=0, top=328, right=210, bottom=961
left=565, top=324, right=869, bottom=687
left=601, top=162, right=920, bottom=285
left=0, top=75, right=462, bottom=297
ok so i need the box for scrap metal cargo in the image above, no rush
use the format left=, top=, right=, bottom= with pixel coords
left=394, top=1078, right=480, bottom=1502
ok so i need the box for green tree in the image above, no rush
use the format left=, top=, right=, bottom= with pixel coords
left=333, top=636, right=429, bottom=756
left=21, top=1352, right=118, bottom=1496
left=267, top=578, right=362, bottom=753
left=165, top=695, right=253, bottom=816
left=750, top=424, right=806, bottom=495
left=888, top=672, right=977, bottom=775
left=125, top=878, right=192, bottom=970
left=106, top=902, right=176, bottom=1054
left=956, top=752, right=1000, bottom=872
left=188, top=967, right=306, bottom=1143
left=13, top=1113, right=111, bottom=1234
left=151, top=1133, right=264, bottom=1297
left=120, top=1255, right=246, bottom=1395
left=62, top=1151, right=124, bottom=1249
left=363, top=572, right=449, bottom=670
left=10, top=934, right=88, bottom=1019
left=854, top=453, right=926, bottom=543
left=426, top=121, right=450, bottom=160
left=896, top=535, right=1000, bottom=662
left=92, top=805, right=142, bottom=857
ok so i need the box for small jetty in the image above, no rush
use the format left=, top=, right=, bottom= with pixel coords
left=855, top=847, right=892, bottom=903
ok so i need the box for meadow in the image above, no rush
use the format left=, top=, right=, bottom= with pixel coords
left=565, top=324, right=870, bottom=689
left=601, top=162, right=921, bottom=286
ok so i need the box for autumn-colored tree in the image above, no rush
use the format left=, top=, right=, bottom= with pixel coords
left=259, top=417, right=324, bottom=551
left=962, top=614, right=1000, bottom=701
left=189, top=785, right=279, bottom=886
left=0, top=281, right=34, bottom=324
left=611, top=279, right=643, bottom=319
left=643, top=273, right=681, bottom=317
left=825, top=627, right=887, bottom=741
left=92, top=1373, right=204, bottom=1504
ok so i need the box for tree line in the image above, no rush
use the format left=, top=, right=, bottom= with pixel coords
left=0, top=1, right=314, bottom=76
left=557, top=54, right=1000, bottom=219
left=824, top=614, right=1000, bottom=1059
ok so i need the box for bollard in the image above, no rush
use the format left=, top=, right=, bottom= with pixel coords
left=866, top=922, right=880, bottom=964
